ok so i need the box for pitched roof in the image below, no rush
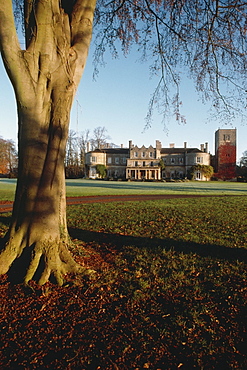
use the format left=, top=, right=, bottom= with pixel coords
left=89, top=148, right=129, bottom=155
left=89, top=147, right=204, bottom=155
left=161, top=147, right=203, bottom=154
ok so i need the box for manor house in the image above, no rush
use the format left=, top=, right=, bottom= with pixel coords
left=85, top=140, right=211, bottom=181
left=85, top=128, right=237, bottom=181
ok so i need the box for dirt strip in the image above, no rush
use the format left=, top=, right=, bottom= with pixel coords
left=0, top=194, right=230, bottom=213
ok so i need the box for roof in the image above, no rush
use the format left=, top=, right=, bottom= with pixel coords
left=88, top=148, right=129, bottom=155
left=161, top=148, right=203, bottom=154
left=88, top=147, right=206, bottom=155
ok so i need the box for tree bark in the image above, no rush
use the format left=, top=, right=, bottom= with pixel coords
left=0, top=0, right=97, bottom=285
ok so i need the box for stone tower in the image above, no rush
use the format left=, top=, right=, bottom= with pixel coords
left=215, top=128, right=237, bottom=179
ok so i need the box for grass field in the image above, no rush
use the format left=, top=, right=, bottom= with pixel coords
left=0, top=178, right=246, bottom=200
left=0, top=183, right=246, bottom=369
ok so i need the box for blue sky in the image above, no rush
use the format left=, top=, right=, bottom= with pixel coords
left=0, top=46, right=246, bottom=162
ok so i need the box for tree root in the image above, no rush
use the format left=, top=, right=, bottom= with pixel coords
left=0, top=237, right=96, bottom=286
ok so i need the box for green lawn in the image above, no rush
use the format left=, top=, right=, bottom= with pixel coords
left=0, top=178, right=246, bottom=200
left=67, top=196, right=247, bottom=250
left=0, top=195, right=246, bottom=368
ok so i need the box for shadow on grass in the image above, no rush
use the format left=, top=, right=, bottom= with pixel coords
left=66, top=179, right=247, bottom=193
left=0, top=214, right=12, bottom=225
left=69, top=227, right=247, bottom=264
left=1, top=212, right=246, bottom=264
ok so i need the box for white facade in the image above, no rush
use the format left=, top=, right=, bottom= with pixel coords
left=161, top=143, right=211, bottom=181
left=126, top=141, right=162, bottom=180
left=85, top=141, right=211, bottom=181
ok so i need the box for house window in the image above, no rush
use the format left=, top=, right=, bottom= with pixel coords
left=143, top=161, right=145, bottom=166
left=197, top=157, right=203, bottom=163
left=170, top=158, right=175, bottom=164
left=91, top=156, right=96, bottom=163
left=150, top=161, right=153, bottom=166
left=115, top=157, right=119, bottom=164
left=135, top=161, right=138, bottom=166
left=122, top=157, right=127, bottom=164
left=149, top=152, right=153, bottom=157
left=179, top=157, right=183, bottom=164
left=107, top=157, right=112, bottom=164
left=134, top=152, right=138, bottom=157
left=142, top=152, right=146, bottom=157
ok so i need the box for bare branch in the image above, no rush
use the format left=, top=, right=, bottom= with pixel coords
left=0, top=0, right=26, bottom=94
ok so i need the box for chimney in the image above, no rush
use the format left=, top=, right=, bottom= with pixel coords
left=121, top=144, right=123, bottom=148
left=200, top=144, right=204, bottom=152
left=86, top=142, right=90, bottom=152
left=156, top=140, right=162, bottom=159
left=156, top=140, right=162, bottom=150
left=184, top=142, right=187, bottom=149
left=169, top=143, right=175, bottom=148
left=205, top=142, right=208, bottom=153
left=129, top=140, right=133, bottom=149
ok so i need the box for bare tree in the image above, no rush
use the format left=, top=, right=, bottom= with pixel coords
left=66, top=130, right=78, bottom=167
left=0, top=0, right=246, bottom=285
left=93, top=0, right=247, bottom=125
left=90, top=126, right=111, bottom=150
left=78, top=129, right=90, bottom=170
left=65, top=129, right=88, bottom=177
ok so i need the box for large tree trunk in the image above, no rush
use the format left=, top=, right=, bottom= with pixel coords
left=0, top=0, right=97, bottom=285
left=0, top=91, right=77, bottom=285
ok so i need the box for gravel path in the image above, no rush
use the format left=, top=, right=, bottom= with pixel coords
left=0, top=193, right=228, bottom=213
